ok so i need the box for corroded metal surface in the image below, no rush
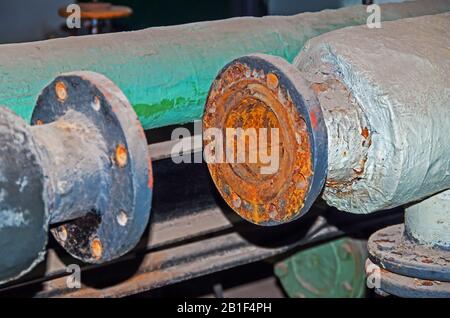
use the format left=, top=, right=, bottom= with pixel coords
left=366, top=187, right=450, bottom=297
left=301, top=70, right=371, bottom=196
left=368, top=224, right=450, bottom=282
left=365, top=259, right=450, bottom=298
left=0, top=72, right=152, bottom=284
left=32, top=72, right=153, bottom=264
left=294, top=13, right=450, bottom=213
left=204, top=54, right=327, bottom=225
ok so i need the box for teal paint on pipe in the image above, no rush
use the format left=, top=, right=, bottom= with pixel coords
left=0, top=0, right=449, bottom=130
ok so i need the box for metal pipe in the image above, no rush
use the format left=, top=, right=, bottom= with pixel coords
left=0, top=1, right=449, bottom=130
left=297, top=14, right=450, bottom=296
left=0, top=72, right=152, bottom=285
left=30, top=111, right=110, bottom=224
left=405, top=190, right=450, bottom=248
left=203, top=13, right=450, bottom=296
left=203, top=13, right=450, bottom=224
left=367, top=191, right=450, bottom=297
left=294, top=12, right=450, bottom=214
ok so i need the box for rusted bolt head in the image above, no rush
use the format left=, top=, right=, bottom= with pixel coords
left=35, top=119, right=44, bottom=126
left=266, top=73, right=279, bottom=90
left=115, top=144, right=128, bottom=168
left=55, top=81, right=68, bottom=102
left=91, top=239, right=103, bottom=259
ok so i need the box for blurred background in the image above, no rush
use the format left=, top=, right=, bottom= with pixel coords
left=0, top=0, right=404, bottom=45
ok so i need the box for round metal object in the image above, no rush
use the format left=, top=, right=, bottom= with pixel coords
left=0, top=108, right=49, bottom=284
left=365, top=259, right=450, bottom=298
left=31, top=71, right=153, bottom=264
left=368, top=224, right=450, bottom=282
left=58, top=3, right=133, bottom=20
left=203, top=54, right=327, bottom=225
left=275, top=238, right=367, bottom=298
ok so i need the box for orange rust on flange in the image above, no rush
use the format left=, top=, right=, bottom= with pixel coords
left=91, top=238, right=103, bottom=259
left=115, top=144, right=128, bottom=168
left=203, top=62, right=313, bottom=225
left=147, top=158, right=154, bottom=189
left=55, top=81, right=68, bottom=102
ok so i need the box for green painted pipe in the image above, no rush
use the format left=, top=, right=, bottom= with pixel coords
left=0, top=0, right=449, bottom=130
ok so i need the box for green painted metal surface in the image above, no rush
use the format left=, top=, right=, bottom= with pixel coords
left=0, top=1, right=449, bottom=130
left=275, top=238, right=367, bottom=298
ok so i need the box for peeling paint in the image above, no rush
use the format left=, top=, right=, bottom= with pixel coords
left=0, top=208, right=29, bottom=229
left=15, top=176, right=28, bottom=192
left=295, top=13, right=450, bottom=213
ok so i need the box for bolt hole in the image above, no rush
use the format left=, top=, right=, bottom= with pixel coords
left=91, top=239, right=103, bottom=259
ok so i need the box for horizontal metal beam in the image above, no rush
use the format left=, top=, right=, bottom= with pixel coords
left=0, top=159, right=403, bottom=297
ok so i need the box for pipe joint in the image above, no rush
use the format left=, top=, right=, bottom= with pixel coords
left=0, top=71, right=153, bottom=284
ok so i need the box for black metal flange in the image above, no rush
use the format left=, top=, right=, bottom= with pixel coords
left=368, top=224, right=450, bottom=282
left=365, top=258, right=450, bottom=298
left=366, top=224, right=450, bottom=297
left=0, top=71, right=153, bottom=284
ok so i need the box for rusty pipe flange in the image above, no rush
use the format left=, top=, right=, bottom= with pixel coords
left=203, top=54, right=327, bottom=225
left=367, top=224, right=450, bottom=283
left=30, top=71, right=153, bottom=263
left=365, top=259, right=450, bottom=298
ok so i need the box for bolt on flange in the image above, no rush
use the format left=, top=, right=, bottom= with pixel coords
left=0, top=71, right=153, bottom=284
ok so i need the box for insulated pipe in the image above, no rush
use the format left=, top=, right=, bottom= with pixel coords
left=293, top=13, right=450, bottom=295
left=0, top=72, right=152, bottom=284
left=0, top=1, right=449, bottom=130
left=203, top=13, right=450, bottom=224
left=293, top=12, right=450, bottom=214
